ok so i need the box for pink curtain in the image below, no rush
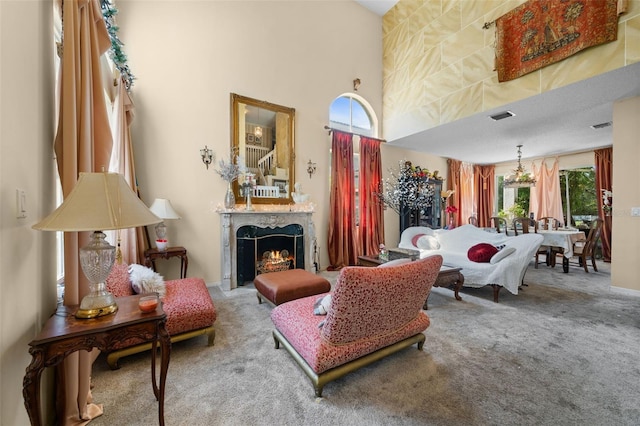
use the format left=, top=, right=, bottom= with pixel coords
left=328, top=131, right=357, bottom=269
left=595, top=148, right=612, bottom=261
left=530, top=160, right=564, bottom=223
left=109, top=76, right=143, bottom=264
left=54, top=0, right=113, bottom=423
left=460, top=162, right=475, bottom=223
left=359, top=137, right=384, bottom=256
left=447, top=159, right=461, bottom=226
left=448, top=159, right=476, bottom=226
left=473, top=165, right=495, bottom=227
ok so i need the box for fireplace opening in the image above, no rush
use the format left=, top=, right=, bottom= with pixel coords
left=236, top=224, right=304, bottom=285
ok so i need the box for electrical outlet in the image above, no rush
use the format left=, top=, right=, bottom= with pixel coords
left=631, top=207, right=640, bottom=217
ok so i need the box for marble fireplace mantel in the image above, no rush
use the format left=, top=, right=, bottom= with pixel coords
left=217, top=204, right=316, bottom=291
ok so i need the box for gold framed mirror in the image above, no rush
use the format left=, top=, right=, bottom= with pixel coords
left=231, top=93, right=295, bottom=204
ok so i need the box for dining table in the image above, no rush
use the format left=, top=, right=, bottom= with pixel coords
left=537, top=228, right=586, bottom=272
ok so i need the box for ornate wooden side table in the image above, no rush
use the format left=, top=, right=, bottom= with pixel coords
left=145, top=246, right=188, bottom=278
left=424, top=266, right=464, bottom=309
left=23, top=295, right=171, bottom=426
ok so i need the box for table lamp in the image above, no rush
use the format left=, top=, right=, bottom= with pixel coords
left=33, top=172, right=162, bottom=319
left=148, top=198, right=181, bottom=250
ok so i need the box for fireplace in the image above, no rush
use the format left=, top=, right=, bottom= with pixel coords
left=236, top=224, right=304, bottom=285
left=218, top=206, right=315, bottom=290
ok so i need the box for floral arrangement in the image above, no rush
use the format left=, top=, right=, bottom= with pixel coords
left=241, top=179, right=256, bottom=197
left=445, top=205, right=458, bottom=215
left=377, top=160, right=441, bottom=214
left=214, top=153, right=240, bottom=183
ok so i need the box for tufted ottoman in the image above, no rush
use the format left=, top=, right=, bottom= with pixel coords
left=254, top=269, right=331, bottom=306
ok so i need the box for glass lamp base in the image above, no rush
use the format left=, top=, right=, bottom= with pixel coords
left=75, top=285, right=118, bottom=318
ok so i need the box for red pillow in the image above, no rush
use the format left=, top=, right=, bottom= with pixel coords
left=411, top=234, right=426, bottom=247
left=468, top=243, right=499, bottom=263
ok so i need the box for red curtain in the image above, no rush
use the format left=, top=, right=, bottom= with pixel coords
left=473, top=165, right=495, bottom=227
left=359, top=137, right=384, bottom=256
left=328, top=131, right=357, bottom=269
left=595, top=147, right=612, bottom=262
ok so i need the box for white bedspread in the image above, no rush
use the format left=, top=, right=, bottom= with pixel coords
left=398, top=224, right=543, bottom=295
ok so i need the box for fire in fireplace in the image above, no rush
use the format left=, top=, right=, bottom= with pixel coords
left=257, top=250, right=292, bottom=274
left=236, top=224, right=304, bottom=285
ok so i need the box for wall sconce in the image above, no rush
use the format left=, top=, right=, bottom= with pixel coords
left=307, top=160, right=317, bottom=178
left=200, top=145, right=213, bottom=169
left=353, top=78, right=361, bottom=91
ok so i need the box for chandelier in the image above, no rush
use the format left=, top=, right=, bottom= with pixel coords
left=504, top=145, right=536, bottom=188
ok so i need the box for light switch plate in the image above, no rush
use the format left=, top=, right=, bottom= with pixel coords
left=631, top=207, right=640, bottom=217
left=16, top=189, right=26, bottom=219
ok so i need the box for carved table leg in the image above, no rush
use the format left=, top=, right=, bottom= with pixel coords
left=23, top=348, right=45, bottom=426
left=157, top=320, right=171, bottom=426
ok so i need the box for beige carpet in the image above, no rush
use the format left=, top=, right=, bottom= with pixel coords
left=90, top=260, right=640, bottom=425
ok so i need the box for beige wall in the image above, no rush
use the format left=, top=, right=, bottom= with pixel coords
left=382, top=0, right=640, bottom=140
left=117, top=1, right=384, bottom=281
left=0, top=1, right=56, bottom=424
left=612, top=96, right=640, bottom=290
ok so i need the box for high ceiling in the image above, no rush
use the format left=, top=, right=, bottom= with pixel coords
left=354, top=1, right=640, bottom=165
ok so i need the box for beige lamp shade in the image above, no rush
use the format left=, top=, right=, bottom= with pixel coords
left=149, top=198, right=182, bottom=220
left=33, top=172, right=162, bottom=231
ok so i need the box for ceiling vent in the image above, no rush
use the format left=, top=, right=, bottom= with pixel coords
left=590, top=121, right=612, bottom=130
left=489, top=111, right=515, bottom=121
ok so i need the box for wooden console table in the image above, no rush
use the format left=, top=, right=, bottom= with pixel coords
left=145, top=246, right=188, bottom=278
left=23, top=295, right=170, bottom=426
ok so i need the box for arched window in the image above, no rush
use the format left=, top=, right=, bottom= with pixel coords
left=329, top=94, right=378, bottom=138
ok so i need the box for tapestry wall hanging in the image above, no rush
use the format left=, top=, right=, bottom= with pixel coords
left=495, top=0, right=621, bottom=82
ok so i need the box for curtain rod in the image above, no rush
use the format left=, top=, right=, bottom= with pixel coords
left=323, top=125, right=386, bottom=142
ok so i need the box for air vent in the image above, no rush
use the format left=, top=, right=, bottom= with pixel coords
left=489, top=111, right=515, bottom=121
left=590, top=121, right=612, bottom=130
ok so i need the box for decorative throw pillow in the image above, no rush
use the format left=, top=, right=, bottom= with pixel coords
left=128, top=264, right=166, bottom=299
left=468, top=243, right=499, bottom=263
left=313, top=294, right=332, bottom=315
left=490, top=247, right=517, bottom=264
left=411, top=233, right=426, bottom=247
left=417, top=235, right=440, bottom=250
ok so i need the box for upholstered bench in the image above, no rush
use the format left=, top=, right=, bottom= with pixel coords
left=254, top=269, right=331, bottom=306
left=105, top=262, right=217, bottom=369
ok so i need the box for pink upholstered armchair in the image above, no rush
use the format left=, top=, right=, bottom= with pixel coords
left=105, top=262, right=217, bottom=369
left=270, top=255, right=443, bottom=397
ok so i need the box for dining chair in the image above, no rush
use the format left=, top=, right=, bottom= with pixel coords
left=468, top=216, right=478, bottom=226
left=513, top=217, right=548, bottom=269
left=489, top=216, right=508, bottom=235
left=512, top=217, right=537, bottom=235
left=537, top=217, right=564, bottom=267
left=564, top=218, right=604, bottom=273
left=538, top=216, right=561, bottom=230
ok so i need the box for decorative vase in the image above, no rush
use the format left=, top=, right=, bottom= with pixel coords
left=245, top=189, right=253, bottom=211
left=224, top=182, right=235, bottom=209
left=448, top=214, right=456, bottom=229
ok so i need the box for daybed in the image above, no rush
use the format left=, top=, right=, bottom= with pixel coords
left=399, top=224, right=543, bottom=302
left=105, top=262, right=217, bottom=369
left=270, top=255, right=442, bottom=397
